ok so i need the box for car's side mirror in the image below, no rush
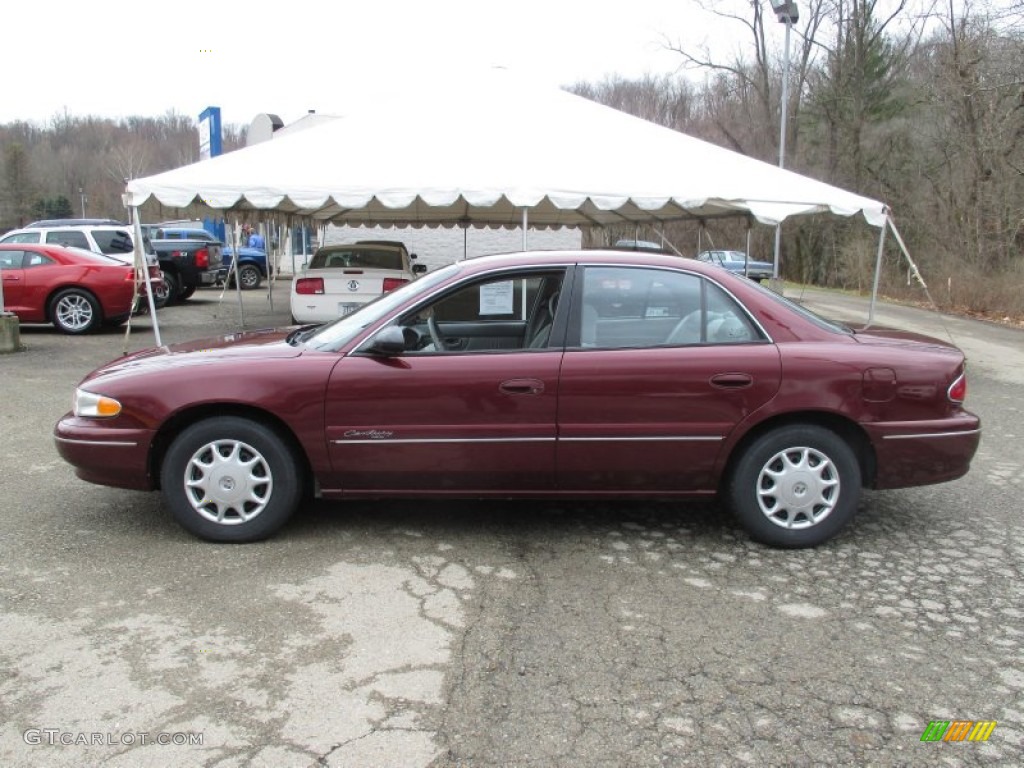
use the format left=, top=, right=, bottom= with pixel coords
left=412, top=263, right=428, bottom=275
left=365, top=325, right=411, bottom=356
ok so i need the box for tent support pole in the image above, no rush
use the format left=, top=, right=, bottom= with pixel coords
left=745, top=221, right=753, bottom=281
left=867, top=216, right=888, bottom=328
left=131, top=207, right=162, bottom=347
left=222, top=218, right=246, bottom=328
left=521, top=208, right=528, bottom=250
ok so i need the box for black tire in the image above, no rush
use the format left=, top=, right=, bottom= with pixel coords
left=49, top=288, right=102, bottom=334
left=162, top=271, right=180, bottom=305
left=179, top=285, right=196, bottom=301
left=160, top=416, right=302, bottom=543
left=152, top=276, right=170, bottom=309
left=728, top=425, right=861, bottom=548
left=237, top=264, right=262, bottom=290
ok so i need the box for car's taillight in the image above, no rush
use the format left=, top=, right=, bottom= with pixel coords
left=382, top=277, right=409, bottom=293
left=195, top=248, right=209, bottom=268
left=296, top=277, right=325, bottom=295
left=125, top=269, right=137, bottom=282
left=948, top=371, right=967, bottom=403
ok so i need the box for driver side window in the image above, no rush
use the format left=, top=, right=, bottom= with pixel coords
left=397, top=270, right=565, bottom=354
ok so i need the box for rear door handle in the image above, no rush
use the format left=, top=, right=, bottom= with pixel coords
left=500, top=378, right=545, bottom=395
left=710, top=373, right=753, bottom=389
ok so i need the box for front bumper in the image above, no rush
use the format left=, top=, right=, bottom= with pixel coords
left=54, top=416, right=156, bottom=491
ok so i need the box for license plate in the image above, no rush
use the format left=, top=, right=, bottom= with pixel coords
left=338, top=302, right=360, bottom=316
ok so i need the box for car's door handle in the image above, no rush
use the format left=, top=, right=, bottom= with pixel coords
left=2, top=275, right=20, bottom=281
left=499, top=378, right=545, bottom=395
left=710, top=373, right=753, bottom=389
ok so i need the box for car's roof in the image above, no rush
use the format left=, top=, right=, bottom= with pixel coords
left=24, top=218, right=125, bottom=228
left=460, top=248, right=712, bottom=274
left=319, top=242, right=405, bottom=251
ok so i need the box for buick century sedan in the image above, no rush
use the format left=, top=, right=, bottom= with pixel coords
left=54, top=250, right=981, bottom=547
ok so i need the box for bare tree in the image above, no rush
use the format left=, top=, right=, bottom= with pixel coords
left=665, top=0, right=828, bottom=163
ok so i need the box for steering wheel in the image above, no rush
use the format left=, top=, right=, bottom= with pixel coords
left=427, top=312, right=445, bottom=350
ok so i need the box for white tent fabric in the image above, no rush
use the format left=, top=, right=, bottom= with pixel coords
left=125, top=70, right=888, bottom=230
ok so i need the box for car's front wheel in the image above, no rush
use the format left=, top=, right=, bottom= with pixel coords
left=728, top=424, right=861, bottom=548
left=160, top=416, right=302, bottom=542
left=50, top=288, right=102, bottom=334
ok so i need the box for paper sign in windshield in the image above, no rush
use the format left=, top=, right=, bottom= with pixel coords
left=479, top=281, right=514, bottom=315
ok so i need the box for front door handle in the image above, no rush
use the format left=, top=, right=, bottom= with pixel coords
left=499, top=378, right=545, bottom=395
left=710, top=373, right=753, bottom=389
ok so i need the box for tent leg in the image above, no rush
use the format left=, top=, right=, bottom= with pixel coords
left=867, top=216, right=888, bottom=328
left=745, top=222, right=753, bottom=282
left=131, top=207, right=162, bottom=347
left=222, top=218, right=246, bottom=328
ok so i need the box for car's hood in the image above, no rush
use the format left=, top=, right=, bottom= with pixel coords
left=849, top=325, right=961, bottom=353
left=82, top=327, right=303, bottom=381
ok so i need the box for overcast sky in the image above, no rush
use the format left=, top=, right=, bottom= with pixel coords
left=2, top=0, right=752, bottom=127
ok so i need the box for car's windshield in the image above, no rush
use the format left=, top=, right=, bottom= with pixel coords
left=301, top=263, right=460, bottom=350
left=746, top=280, right=853, bottom=334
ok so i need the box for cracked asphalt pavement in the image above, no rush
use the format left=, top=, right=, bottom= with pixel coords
left=0, top=285, right=1021, bottom=766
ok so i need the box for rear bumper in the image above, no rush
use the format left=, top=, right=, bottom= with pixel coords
left=865, top=412, right=981, bottom=489
left=54, top=416, right=156, bottom=491
left=198, top=268, right=222, bottom=286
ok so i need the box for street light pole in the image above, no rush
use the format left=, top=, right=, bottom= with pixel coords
left=79, top=187, right=86, bottom=218
left=771, top=1, right=798, bottom=292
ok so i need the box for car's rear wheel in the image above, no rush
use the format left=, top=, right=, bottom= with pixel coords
left=50, top=288, right=102, bottom=334
left=728, top=425, right=860, bottom=548
left=161, top=417, right=302, bottom=542
left=179, top=285, right=196, bottom=301
left=151, top=275, right=170, bottom=308
left=161, top=272, right=180, bottom=305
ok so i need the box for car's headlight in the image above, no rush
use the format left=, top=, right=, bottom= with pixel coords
left=73, top=389, right=122, bottom=418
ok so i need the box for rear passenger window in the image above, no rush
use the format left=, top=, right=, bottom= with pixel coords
left=577, top=266, right=762, bottom=349
left=92, top=230, right=134, bottom=254
left=579, top=267, right=701, bottom=349
left=45, top=231, right=90, bottom=250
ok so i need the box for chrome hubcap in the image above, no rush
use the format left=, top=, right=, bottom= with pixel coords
left=56, top=295, right=94, bottom=331
left=756, top=446, right=839, bottom=530
left=183, top=439, right=273, bottom=525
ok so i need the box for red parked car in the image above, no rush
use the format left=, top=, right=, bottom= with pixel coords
left=54, top=250, right=981, bottom=547
left=1, top=243, right=159, bottom=334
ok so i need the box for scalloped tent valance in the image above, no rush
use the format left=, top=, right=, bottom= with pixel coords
left=125, top=70, right=888, bottom=230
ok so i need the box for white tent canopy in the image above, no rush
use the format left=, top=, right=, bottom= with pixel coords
left=125, top=70, right=888, bottom=230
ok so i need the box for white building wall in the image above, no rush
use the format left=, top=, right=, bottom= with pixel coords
left=323, top=224, right=582, bottom=271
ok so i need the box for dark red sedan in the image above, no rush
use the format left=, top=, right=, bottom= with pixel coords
left=54, top=250, right=981, bottom=547
left=1, top=243, right=150, bottom=333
